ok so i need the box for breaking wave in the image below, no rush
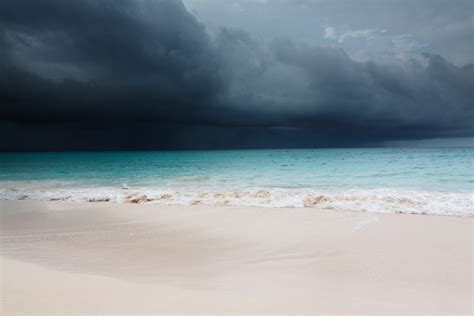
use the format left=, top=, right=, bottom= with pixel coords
left=1, top=183, right=472, bottom=216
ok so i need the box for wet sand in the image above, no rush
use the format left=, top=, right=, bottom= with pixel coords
left=0, top=200, right=472, bottom=314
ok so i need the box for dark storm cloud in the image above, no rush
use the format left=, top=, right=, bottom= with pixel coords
left=216, top=34, right=474, bottom=137
left=0, top=0, right=473, bottom=150
left=0, top=0, right=223, bottom=119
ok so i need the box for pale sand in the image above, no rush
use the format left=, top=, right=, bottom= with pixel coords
left=0, top=200, right=472, bottom=314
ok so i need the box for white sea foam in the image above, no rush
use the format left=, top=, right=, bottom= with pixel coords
left=0, top=182, right=472, bottom=216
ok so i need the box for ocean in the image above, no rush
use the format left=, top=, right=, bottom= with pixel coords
left=1, top=148, right=472, bottom=216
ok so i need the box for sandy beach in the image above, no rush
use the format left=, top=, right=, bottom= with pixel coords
left=0, top=200, right=472, bottom=314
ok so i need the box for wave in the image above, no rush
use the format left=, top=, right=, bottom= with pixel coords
left=0, top=184, right=472, bottom=216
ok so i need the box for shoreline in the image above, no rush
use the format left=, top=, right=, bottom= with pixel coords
left=1, top=200, right=473, bottom=314
left=1, top=197, right=473, bottom=218
left=1, top=185, right=473, bottom=216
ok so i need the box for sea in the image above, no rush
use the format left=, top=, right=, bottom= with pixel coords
left=1, top=148, right=473, bottom=216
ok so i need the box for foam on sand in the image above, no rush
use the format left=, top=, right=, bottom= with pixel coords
left=1, top=182, right=472, bottom=216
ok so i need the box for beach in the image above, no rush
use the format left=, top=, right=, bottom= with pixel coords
left=1, top=0, right=473, bottom=313
left=1, top=200, right=472, bottom=314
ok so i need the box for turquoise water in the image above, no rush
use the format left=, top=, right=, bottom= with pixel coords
left=1, top=148, right=472, bottom=190
left=1, top=148, right=473, bottom=215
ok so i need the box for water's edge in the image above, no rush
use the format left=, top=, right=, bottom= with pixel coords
left=2, top=149, right=472, bottom=216
left=1, top=186, right=472, bottom=217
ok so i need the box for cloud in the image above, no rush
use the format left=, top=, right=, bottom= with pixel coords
left=337, top=29, right=387, bottom=43
left=184, top=0, right=474, bottom=66
left=0, top=0, right=473, bottom=150
left=324, top=27, right=337, bottom=40
left=322, top=26, right=389, bottom=46
left=0, top=0, right=225, bottom=121
left=217, top=33, right=473, bottom=137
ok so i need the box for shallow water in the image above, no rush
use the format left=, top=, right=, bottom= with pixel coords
left=1, top=148, right=473, bottom=215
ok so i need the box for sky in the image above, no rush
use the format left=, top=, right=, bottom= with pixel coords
left=0, top=0, right=473, bottom=150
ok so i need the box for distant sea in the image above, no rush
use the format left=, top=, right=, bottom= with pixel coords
left=1, top=148, right=473, bottom=216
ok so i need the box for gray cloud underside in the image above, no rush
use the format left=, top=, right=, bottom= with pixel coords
left=1, top=0, right=473, bottom=150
